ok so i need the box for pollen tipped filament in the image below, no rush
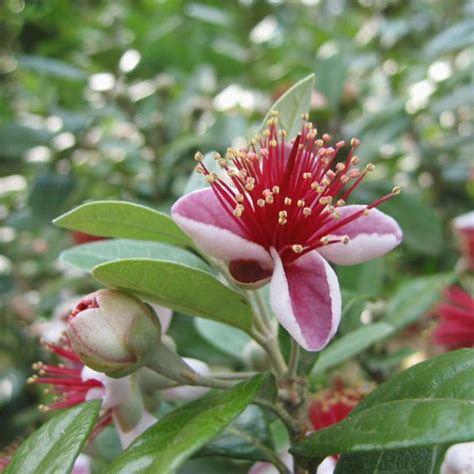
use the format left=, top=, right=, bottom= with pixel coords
left=195, top=115, right=400, bottom=264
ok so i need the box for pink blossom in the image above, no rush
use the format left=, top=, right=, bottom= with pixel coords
left=431, top=286, right=474, bottom=350
left=172, top=116, right=402, bottom=350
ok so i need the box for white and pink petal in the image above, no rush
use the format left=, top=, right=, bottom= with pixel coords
left=269, top=249, right=341, bottom=352
left=317, top=205, right=402, bottom=265
left=171, top=188, right=273, bottom=269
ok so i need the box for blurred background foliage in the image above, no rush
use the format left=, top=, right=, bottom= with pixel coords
left=0, top=0, right=473, bottom=459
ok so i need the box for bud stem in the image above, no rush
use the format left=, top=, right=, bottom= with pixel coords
left=146, top=344, right=233, bottom=389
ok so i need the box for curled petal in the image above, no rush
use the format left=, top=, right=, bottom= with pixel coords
left=172, top=188, right=273, bottom=268
left=269, top=249, right=341, bottom=351
left=318, top=205, right=402, bottom=265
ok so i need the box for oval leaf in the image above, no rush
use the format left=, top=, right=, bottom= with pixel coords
left=61, top=239, right=209, bottom=273
left=92, top=259, right=253, bottom=333
left=108, top=374, right=274, bottom=474
left=259, top=74, right=315, bottom=137
left=54, top=201, right=193, bottom=248
left=5, top=400, right=100, bottom=474
left=291, top=399, right=474, bottom=458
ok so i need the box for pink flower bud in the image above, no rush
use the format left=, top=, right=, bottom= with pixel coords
left=67, top=289, right=160, bottom=377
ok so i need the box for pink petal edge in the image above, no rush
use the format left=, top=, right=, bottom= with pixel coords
left=269, top=249, right=341, bottom=351
left=317, top=205, right=402, bottom=265
left=172, top=188, right=273, bottom=268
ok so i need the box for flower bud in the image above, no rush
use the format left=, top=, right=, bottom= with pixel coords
left=67, top=289, right=160, bottom=377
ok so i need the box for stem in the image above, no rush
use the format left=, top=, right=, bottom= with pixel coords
left=287, top=338, right=300, bottom=380
left=211, top=371, right=257, bottom=380
left=252, top=328, right=288, bottom=378
left=253, top=398, right=298, bottom=436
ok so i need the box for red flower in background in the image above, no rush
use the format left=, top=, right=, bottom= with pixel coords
left=432, top=286, right=474, bottom=350
left=309, top=380, right=367, bottom=431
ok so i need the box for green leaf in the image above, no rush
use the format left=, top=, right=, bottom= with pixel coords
left=291, top=399, right=474, bottom=458
left=199, top=405, right=274, bottom=462
left=0, top=124, right=53, bottom=160
left=194, top=318, right=251, bottom=360
left=302, top=350, right=474, bottom=471
left=61, top=239, right=209, bottom=273
left=315, top=54, right=347, bottom=110
left=92, top=259, right=253, bottom=333
left=259, top=74, right=315, bottom=137
left=384, top=273, right=454, bottom=330
left=311, top=323, right=393, bottom=377
left=19, top=55, right=87, bottom=81
left=424, top=20, right=474, bottom=57
left=54, top=201, right=193, bottom=248
left=5, top=400, right=100, bottom=474
left=108, top=374, right=274, bottom=474
left=378, top=192, right=443, bottom=255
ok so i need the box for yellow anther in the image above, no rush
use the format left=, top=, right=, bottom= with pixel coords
left=269, top=139, right=278, bottom=148
left=341, top=236, right=350, bottom=245
left=194, top=151, right=204, bottom=162
left=332, top=211, right=341, bottom=219
left=263, top=129, right=271, bottom=137
left=236, top=193, right=245, bottom=203
left=301, top=113, right=309, bottom=120
left=27, top=376, right=37, bottom=384
left=392, top=186, right=401, bottom=195
left=366, top=163, right=375, bottom=172
left=322, top=133, right=331, bottom=142
left=233, top=205, right=245, bottom=217
left=297, top=199, right=305, bottom=207
left=279, top=129, right=287, bottom=137
left=351, top=137, right=360, bottom=147
left=272, top=185, right=280, bottom=194
left=206, top=174, right=216, bottom=184
left=217, top=158, right=226, bottom=167
left=302, top=172, right=312, bottom=179
left=305, top=122, right=313, bottom=130
left=292, top=244, right=304, bottom=253
left=213, top=152, right=221, bottom=161
left=257, top=199, right=265, bottom=207
left=363, top=208, right=370, bottom=216
left=336, top=199, right=345, bottom=207
left=265, top=195, right=274, bottom=204
left=341, top=175, right=350, bottom=184
left=336, top=162, right=345, bottom=171
left=336, top=140, right=345, bottom=148
left=284, top=197, right=292, bottom=206
left=320, top=236, right=329, bottom=245
left=303, top=207, right=312, bottom=217
left=245, top=178, right=255, bottom=191
left=321, top=177, right=331, bottom=186
left=279, top=210, right=288, bottom=218
left=315, top=139, right=324, bottom=147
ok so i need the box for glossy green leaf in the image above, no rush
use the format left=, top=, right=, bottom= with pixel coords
left=108, top=374, right=274, bottom=474
left=259, top=74, right=315, bottom=137
left=194, top=318, right=251, bottom=360
left=311, top=323, right=393, bottom=377
left=292, top=399, right=474, bottom=458
left=5, top=400, right=100, bottom=474
left=92, top=259, right=253, bottom=332
left=61, top=239, right=209, bottom=273
left=54, top=201, right=193, bottom=248
left=384, top=273, right=454, bottom=330
left=327, top=350, right=474, bottom=472
left=199, top=405, right=274, bottom=462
